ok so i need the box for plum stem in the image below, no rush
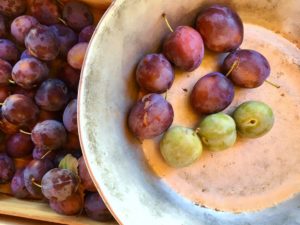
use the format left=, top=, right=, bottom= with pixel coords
left=31, top=178, right=42, bottom=188
left=226, top=59, right=239, bottom=77
left=58, top=17, right=67, bottom=26
left=164, top=90, right=168, bottom=100
left=8, top=79, right=15, bottom=84
left=265, top=80, right=280, bottom=88
left=162, top=13, right=174, bottom=32
left=195, top=128, right=201, bottom=135
left=41, top=150, right=53, bottom=160
left=19, top=129, right=31, bottom=135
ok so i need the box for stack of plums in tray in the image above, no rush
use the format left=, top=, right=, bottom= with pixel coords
left=128, top=5, right=275, bottom=168
left=0, top=0, right=113, bottom=222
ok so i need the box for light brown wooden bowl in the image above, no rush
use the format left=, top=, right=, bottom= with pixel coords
left=0, top=1, right=115, bottom=224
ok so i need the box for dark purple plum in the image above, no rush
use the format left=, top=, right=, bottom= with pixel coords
left=0, top=0, right=26, bottom=18
left=128, top=93, right=174, bottom=140
left=63, top=99, right=77, bottom=135
left=79, top=25, right=95, bottom=43
left=12, top=58, right=49, bottom=89
left=11, top=15, right=39, bottom=44
left=6, top=132, right=34, bottom=158
left=29, top=0, right=60, bottom=25
left=136, top=53, right=174, bottom=93
left=163, top=26, right=204, bottom=71
left=62, top=1, right=93, bottom=31
left=57, top=64, right=80, bottom=91
left=31, top=120, right=67, bottom=150
left=2, top=94, right=39, bottom=126
left=11, top=168, right=31, bottom=199
left=25, top=25, right=59, bottom=61
left=191, top=72, right=234, bottom=114
left=41, top=168, right=79, bottom=202
left=35, top=79, right=69, bottom=111
left=84, top=192, right=114, bottom=222
left=23, top=159, right=54, bottom=199
left=0, top=39, right=19, bottom=62
left=0, top=59, right=11, bottom=85
left=0, top=153, right=15, bottom=183
left=67, top=42, right=88, bottom=70
left=50, top=24, right=78, bottom=57
left=78, top=156, right=96, bottom=192
left=222, top=49, right=271, bottom=88
left=50, top=192, right=83, bottom=215
left=196, top=5, right=243, bottom=52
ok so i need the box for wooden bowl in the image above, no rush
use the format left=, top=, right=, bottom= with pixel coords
left=0, top=1, right=114, bottom=224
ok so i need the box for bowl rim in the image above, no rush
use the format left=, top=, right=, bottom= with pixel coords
left=77, top=0, right=124, bottom=224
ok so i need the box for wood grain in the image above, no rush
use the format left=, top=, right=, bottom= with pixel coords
left=0, top=194, right=116, bottom=225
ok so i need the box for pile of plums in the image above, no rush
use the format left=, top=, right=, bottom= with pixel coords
left=0, top=0, right=113, bottom=222
left=128, top=5, right=275, bottom=168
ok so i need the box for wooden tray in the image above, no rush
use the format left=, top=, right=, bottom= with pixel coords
left=0, top=0, right=115, bottom=224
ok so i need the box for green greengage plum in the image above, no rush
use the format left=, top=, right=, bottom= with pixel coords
left=233, top=101, right=274, bottom=138
left=160, top=126, right=202, bottom=168
left=197, top=113, right=236, bottom=151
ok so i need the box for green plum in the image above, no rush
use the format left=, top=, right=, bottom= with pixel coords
left=197, top=113, right=236, bottom=151
left=160, top=126, right=202, bottom=168
left=233, top=101, right=274, bottom=138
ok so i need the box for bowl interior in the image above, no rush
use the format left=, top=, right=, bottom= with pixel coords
left=79, top=0, right=300, bottom=224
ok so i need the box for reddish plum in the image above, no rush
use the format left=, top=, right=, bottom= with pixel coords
left=31, top=120, right=67, bottom=150
left=35, top=79, right=69, bottom=111
left=78, top=156, right=96, bottom=192
left=62, top=1, right=93, bottom=31
left=196, top=5, right=243, bottom=52
left=128, top=93, right=174, bottom=139
left=2, top=94, right=39, bottom=126
left=191, top=72, right=234, bottom=114
left=29, top=0, right=60, bottom=25
left=84, top=192, right=114, bottom=222
left=163, top=26, right=204, bottom=71
left=67, top=42, right=88, bottom=70
left=11, top=168, right=31, bottom=199
left=0, top=58, right=11, bottom=85
left=0, top=0, right=26, bottom=18
left=63, top=99, right=77, bottom=135
left=23, top=159, right=54, bottom=198
left=222, top=49, right=271, bottom=88
left=136, top=53, right=174, bottom=93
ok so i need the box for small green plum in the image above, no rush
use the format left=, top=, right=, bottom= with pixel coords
left=233, top=101, right=274, bottom=138
left=160, top=126, right=202, bottom=168
left=197, top=112, right=236, bottom=151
